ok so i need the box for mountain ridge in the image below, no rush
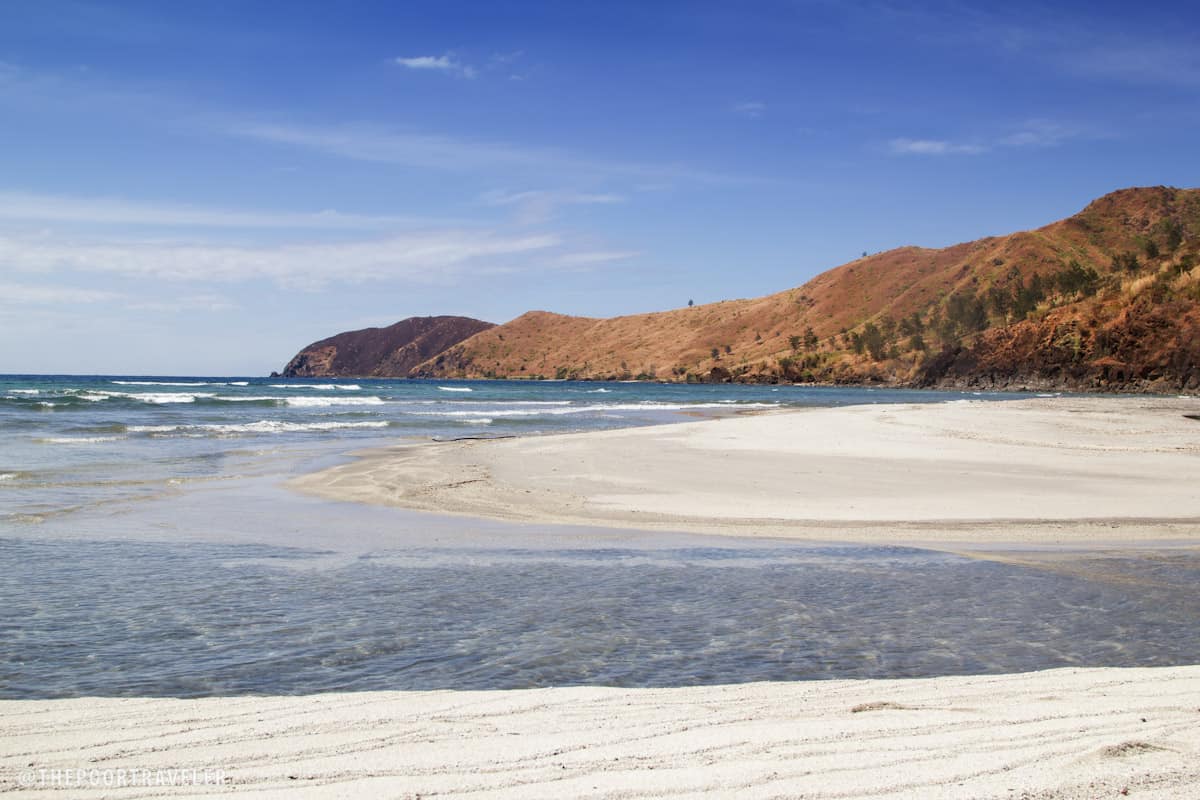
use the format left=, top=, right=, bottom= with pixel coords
left=280, top=187, right=1200, bottom=393
left=412, top=186, right=1200, bottom=393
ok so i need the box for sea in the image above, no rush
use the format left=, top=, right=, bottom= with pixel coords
left=3, top=375, right=1198, bottom=698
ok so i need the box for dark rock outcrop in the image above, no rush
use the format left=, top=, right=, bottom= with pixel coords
left=279, top=316, right=494, bottom=378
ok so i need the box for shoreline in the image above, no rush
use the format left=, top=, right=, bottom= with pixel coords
left=9, top=395, right=1199, bottom=799
left=290, top=395, right=1200, bottom=548
left=4, top=665, right=1198, bottom=798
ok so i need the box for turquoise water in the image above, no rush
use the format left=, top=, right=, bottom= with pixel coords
left=9, top=375, right=1190, bottom=701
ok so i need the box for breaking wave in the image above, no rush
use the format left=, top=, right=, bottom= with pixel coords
left=269, top=384, right=361, bottom=391
left=409, top=401, right=780, bottom=418
left=280, top=396, right=385, bottom=407
left=128, top=420, right=391, bottom=436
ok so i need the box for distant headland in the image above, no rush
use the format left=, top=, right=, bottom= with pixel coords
left=278, top=186, right=1200, bottom=394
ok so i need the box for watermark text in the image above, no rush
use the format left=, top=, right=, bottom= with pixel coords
left=15, top=766, right=227, bottom=789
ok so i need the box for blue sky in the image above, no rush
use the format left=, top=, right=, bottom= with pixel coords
left=1, top=0, right=1197, bottom=374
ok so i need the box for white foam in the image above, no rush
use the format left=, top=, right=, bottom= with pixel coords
left=587, top=388, right=612, bottom=393
left=123, top=391, right=216, bottom=403
left=412, top=409, right=547, bottom=418
left=112, top=380, right=218, bottom=386
left=130, top=420, right=390, bottom=435
left=217, top=420, right=389, bottom=434
left=39, top=436, right=125, bottom=444
left=410, top=401, right=780, bottom=418
left=443, top=400, right=571, bottom=406
left=81, top=390, right=219, bottom=403
left=438, top=386, right=473, bottom=392
left=283, top=396, right=385, bottom=407
left=229, top=381, right=249, bottom=386
left=10, top=388, right=38, bottom=395
left=0, top=472, right=16, bottom=481
left=269, top=384, right=361, bottom=390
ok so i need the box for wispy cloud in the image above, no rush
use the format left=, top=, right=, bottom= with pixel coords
left=1061, top=42, right=1200, bottom=87
left=488, top=50, right=528, bottom=80
left=235, top=121, right=561, bottom=173
left=888, top=138, right=987, bottom=156
left=0, top=191, right=451, bottom=230
left=393, top=52, right=476, bottom=79
left=732, top=101, right=766, bottom=118
left=0, top=282, right=122, bottom=306
left=889, top=120, right=1089, bottom=156
left=556, top=251, right=639, bottom=266
left=996, top=119, right=1080, bottom=148
left=479, top=189, right=624, bottom=224
left=231, top=121, right=762, bottom=185
left=897, top=5, right=1200, bottom=88
left=125, top=293, right=239, bottom=313
left=0, top=230, right=562, bottom=290
left=2, top=62, right=762, bottom=186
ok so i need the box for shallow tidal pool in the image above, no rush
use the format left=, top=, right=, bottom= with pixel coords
left=4, top=537, right=1198, bottom=698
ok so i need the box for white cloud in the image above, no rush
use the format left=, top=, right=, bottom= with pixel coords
left=479, top=189, right=624, bottom=224
left=231, top=121, right=761, bottom=185
left=0, top=230, right=562, bottom=290
left=124, top=293, right=239, bottom=313
left=556, top=251, right=639, bottom=266
left=488, top=50, right=527, bottom=80
left=1062, top=42, right=1200, bottom=87
left=889, top=121, right=1085, bottom=156
left=888, top=138, right=988, bottom=156
left=997, top=120, right=1080, bottom=148
left=732, top=101, right=766, bottom=118
left=237, top=121, right=569, bottom=173
left=394, top=53, right=476, bottom=78
left=0, top=191, right=449, bottom=230
left=876, top=5, right=1200, bottom=88
left=0, top=282, right=122, bottom=305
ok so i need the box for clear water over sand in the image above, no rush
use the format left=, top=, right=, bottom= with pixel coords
left=4, top=376, right=1196, bottom=700
left=5, top=521, right=1199, bottom=697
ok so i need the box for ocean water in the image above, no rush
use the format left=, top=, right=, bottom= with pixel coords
left=7, top=375, right=1196, bottom=700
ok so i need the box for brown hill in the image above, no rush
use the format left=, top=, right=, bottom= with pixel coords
left=278, top=315, right=494, bottom=378
left=414, top=186, right=1200, bottom=393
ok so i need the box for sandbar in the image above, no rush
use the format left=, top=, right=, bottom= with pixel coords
left=292, top=396, right=1200, bottom=546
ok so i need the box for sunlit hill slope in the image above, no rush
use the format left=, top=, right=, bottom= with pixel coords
left=409, top=186, right=1200, bottom=393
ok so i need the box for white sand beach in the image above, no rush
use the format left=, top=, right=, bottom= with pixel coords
left=8, top=396, right=1200, bottom=798
left=3, top=666, right=1198, bottom=798
left=292, top=396, right=1200, bottom=546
